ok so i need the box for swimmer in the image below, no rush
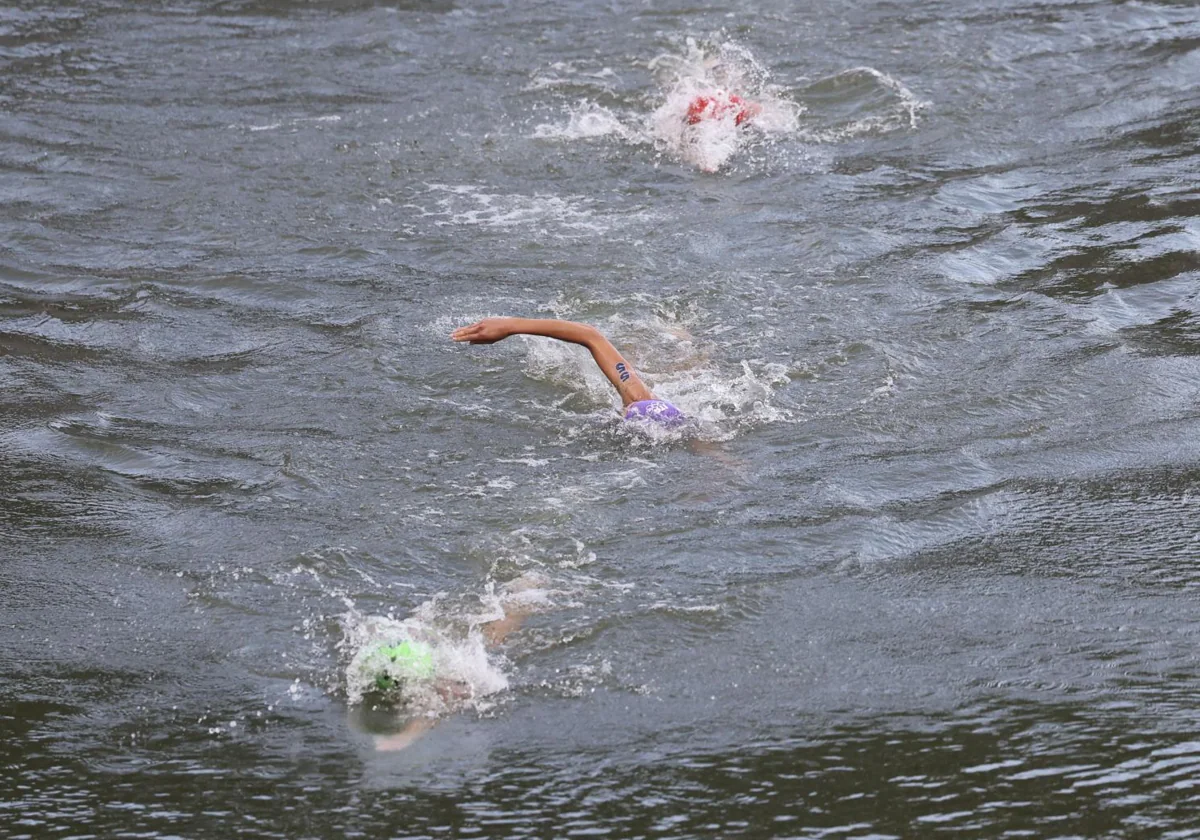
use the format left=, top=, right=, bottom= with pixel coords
left=369, top=599, right=530, bottom=752
left=451, top=317, right=685, bottom=427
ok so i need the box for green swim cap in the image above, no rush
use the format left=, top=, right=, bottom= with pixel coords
left=371, top=640, right=435, bottom=691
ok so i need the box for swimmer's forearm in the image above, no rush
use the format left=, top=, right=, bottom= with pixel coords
left=499, top=318, right=603, bottom=346
left=508, top=319, right=654, bottom=404
left=452, top=317, right=654, bottom=406
left=451, top=317, right=596, bottom=346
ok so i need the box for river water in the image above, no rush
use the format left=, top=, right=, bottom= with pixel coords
left=3, top=0, right=1199, bottom=837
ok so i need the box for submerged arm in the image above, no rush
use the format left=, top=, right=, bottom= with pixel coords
left=375, top=716, right=437, bottom=752
left=451, top=317, right=654, bottom=407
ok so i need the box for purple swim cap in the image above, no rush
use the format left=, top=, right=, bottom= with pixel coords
left=624, top=399, right=685, bottom=427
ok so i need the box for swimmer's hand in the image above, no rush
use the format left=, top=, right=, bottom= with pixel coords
left=451, top=318, right=518, bottom=345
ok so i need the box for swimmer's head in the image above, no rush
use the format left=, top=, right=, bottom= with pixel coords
left=370, top=640, right=436, bottom=693
left=625, top=398, right=686, bottom=428
left=685, top=92, right=760, bottom=127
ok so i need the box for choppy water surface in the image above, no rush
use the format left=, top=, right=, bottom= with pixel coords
left=3, top=0, right=1199, bottom=836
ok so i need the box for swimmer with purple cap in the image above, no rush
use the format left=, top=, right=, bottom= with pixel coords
left=451, top=317, right=685, bottom=427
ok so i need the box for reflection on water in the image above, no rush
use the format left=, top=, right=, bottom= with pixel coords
left=6, top=697, right=1199, bottom=836
left=3, top=0, right=1199, bottom=835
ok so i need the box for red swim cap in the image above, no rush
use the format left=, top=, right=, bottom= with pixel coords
left=685, top=93, right=759, bottom=126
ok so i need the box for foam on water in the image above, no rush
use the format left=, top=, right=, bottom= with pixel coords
left=416, top=183, right=606, bottom=235
left=228, top=114, right=343, bottom=133
left=532, top=101, right=632, bottom=141
left=522, top=336, right=617, bottom=407
left=524, top=61, right=620, bottom=93
left=399, top=183, right=655, bottom=240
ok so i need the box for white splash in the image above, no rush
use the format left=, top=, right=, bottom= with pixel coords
left=533, top=101, right=632, bottom=141
left=340, top=575, right=557, bottom=712
left=523, top=336, right=618, bottom=407
left=647, top=39, right=802, bottom=172
left=341, top=604, right=502, bottom=711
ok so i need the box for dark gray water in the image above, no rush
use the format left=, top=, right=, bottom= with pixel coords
left=3, top=0, right=1199, bottom=836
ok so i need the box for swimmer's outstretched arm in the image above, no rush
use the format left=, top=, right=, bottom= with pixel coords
left=451, top=317, right=654, bottom=407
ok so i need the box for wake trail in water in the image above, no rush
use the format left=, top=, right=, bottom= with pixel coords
left=795, top=65, right=929, bottom=143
